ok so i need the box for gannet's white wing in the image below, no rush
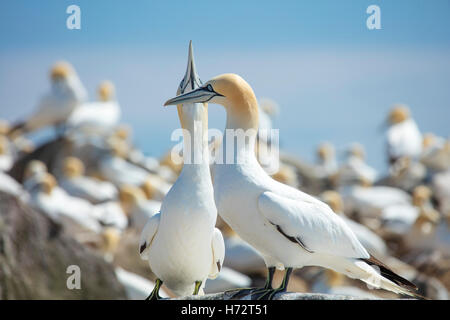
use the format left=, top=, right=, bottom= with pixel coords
left=257, top=191, right=369, bottom=259
left=209, top=228, right=225, bottom=279
left=139, top=212, right=161, bottom=260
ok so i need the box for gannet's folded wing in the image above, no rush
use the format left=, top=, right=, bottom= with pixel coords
left=139, top=212, right=161, bottom=260
left=257, top=191, right=369, bottom=259
left=209, top=228, right=225, bottom=279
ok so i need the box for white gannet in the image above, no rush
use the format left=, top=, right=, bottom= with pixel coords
left=321, top=191, right=388, bottom=258
left=421, top=133, right=450, bottom=173
left=118, top=185, right=160, bottom=228
left=139, top=42, right=225, bottom=299
left=66, top=81, right=121, bottom=135
left=58, top=156, right=118, bottom=204
left=315, top=142, right=338, bottom=180
left=341, top=184, right=412, bottom=219
left=337, top=143, right=378, bottom=187
left=385, top=104, right=422, bottom=165
left=8, top=61, right=87, bottom=136
left=28, top=173, right=102, bottom=233
left=23, top=160, right=48, bottom=192
left=98, top=140, right=150, bottom=187
left=164, top=73, right=418, bottom=299
left=257, top=98, right=279, bottom=145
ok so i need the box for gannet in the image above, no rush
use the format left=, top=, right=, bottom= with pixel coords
left=8, top=61, right=87, bottom=136
left=257, top=98, right=279, bottom=145
left=98, top=140, right=150, bottom=187
left=58, top=157, right=118, bottom=204
left=66, top=81, right=121, bottom=134
left=321, top=191, right=387, bottom=258
left=0, top=170, right=25, bottom=197
left=341, top=184, right=412, bottom=219
left=23, top=160, right=48, bottom=192
left=421, top=133, right=450, bottom=173
left=28, top=173, right=102, bottom=233
left=119, top=185, right=160, bottom=228
left=385, top=104, right=422, bottom=165
left=164, top=73, right=418, bottom=299
left=139, top=42, right=225, bottom=299
left=337, top=143, right=377, bottom=187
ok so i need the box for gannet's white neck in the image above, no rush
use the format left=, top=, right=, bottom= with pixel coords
left=177, top=103, right=210, bottom=174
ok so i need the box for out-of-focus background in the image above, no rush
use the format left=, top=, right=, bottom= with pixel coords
left=1, top=0, right=450, bottom=170
left=0, top=1, right=449, bottom=300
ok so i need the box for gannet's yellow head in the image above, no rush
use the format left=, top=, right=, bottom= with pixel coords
left=101, top=227, right=121, bottom=255
left=108, top=139, right=128, bottom=158
left=412, top=185, right=432, bottom=207
left=119, top=185, right=145, bottom=216
left=165, top=73, right=259, bottom=130
left=259, top=98, right=279, bottom=117
left=348, top=143, right=365, bottom=160
left=98, top=80, right=115, bottom=102
left=388, top=104, right=410, bottom=125
left=422, top=133, right=435, bottom=149
left=0, top=120, right=10, bottom=136
left=0, top=135, right=8, bottom=155
left=113, top=124, right=132, bottom=141
left=50, top=61, right=74, bottom=81
left=40, top=173, right=57, bottom=195
left=140, top=178, right=157, bottom=200
left=321, top=190, right=343, bottom=213
left=24, top=160, right=47, bottom=180
left=62, top=157, right=85, bottom=178
left=317, top=142, right=335, bottom=161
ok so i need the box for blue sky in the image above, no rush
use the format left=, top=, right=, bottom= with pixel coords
left=1, top=1, right=449, bottom=171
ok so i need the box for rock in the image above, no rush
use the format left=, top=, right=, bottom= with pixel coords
left=0, top=191, right=127, bottom=299
left=175, top=291, right=382, bottom=300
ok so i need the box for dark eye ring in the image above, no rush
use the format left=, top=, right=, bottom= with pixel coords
left=207, top=84, right=213, bottom=92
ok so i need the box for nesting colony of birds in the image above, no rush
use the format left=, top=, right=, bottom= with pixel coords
left=0, top=42, right=449, bottom=300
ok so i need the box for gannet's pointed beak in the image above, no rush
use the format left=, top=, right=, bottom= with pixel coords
left=179, top=40, right=202, bottom=94
left=164, top=86, right=220, bottom=106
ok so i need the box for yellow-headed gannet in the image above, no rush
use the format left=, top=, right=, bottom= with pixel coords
left=164, top=73, right=418, bottom=299
left=432, top=169, right=450, bottom=217
left=385, top=104, right=422, bottom=165
left=66, top=81, right=121, bottom=134
left=118, top=185, right=160, bottom=228
left=9, top=61, right=87, bottom=136
left=337, top=143, right=378, bottom=187
left=28, top=173, right=102, bottom=233
left=421, top=133, right=450, bottom=173
left=139, top=42, right=225, bottom=299
left=58, top=156, right=118, bottom=204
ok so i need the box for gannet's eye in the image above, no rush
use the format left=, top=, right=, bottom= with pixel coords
left=206, top=84, right=214, bottom=92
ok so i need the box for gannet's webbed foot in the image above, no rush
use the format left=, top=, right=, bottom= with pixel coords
left=257, top=267, right=293, bottom=300
left=146, top=278, right=163, bottom=300
left=225, top=267, right=276, bottom=300
left=193, top=280, right=202, bottom=295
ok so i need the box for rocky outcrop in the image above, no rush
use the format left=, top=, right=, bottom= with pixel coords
left=0, top=191, right=127, bottom=299
left=175, top=292, right=382, bottom=300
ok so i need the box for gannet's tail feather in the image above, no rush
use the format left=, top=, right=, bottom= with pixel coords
left=332, top=255, right=421, bottom=298
left=360, top=255, right=417, bottom=292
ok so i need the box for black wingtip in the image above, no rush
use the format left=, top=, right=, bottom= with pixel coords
left=139, top=243, right=147, bottom=254
left=361, top=255, right=418, bottom=292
